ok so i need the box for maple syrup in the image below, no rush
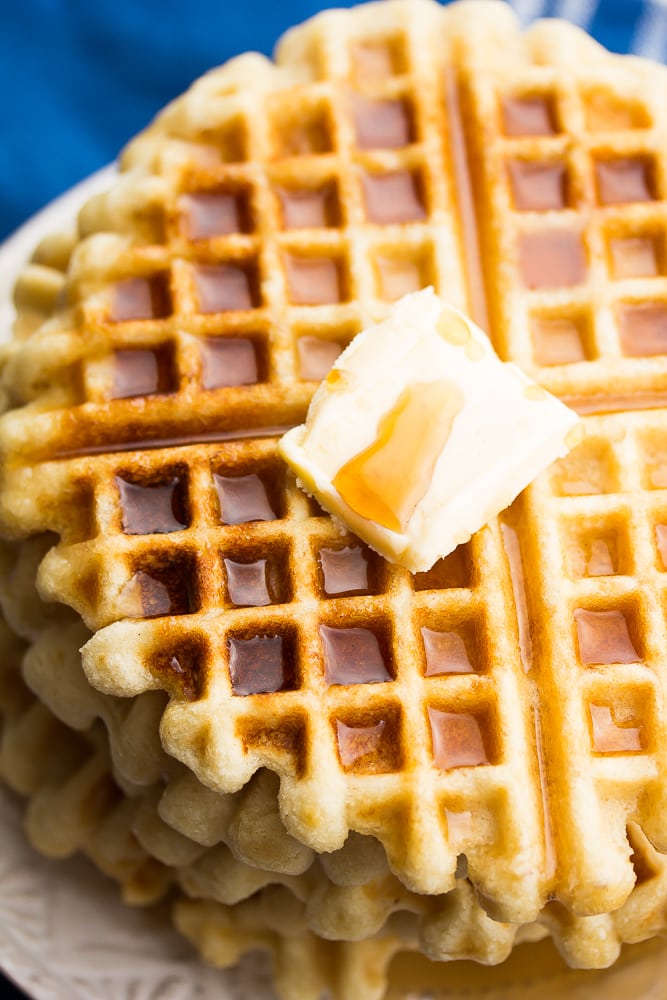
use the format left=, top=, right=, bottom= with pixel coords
left=508, top=161, right=567, bottom=212
left=181, top=192, right=244, bottom=239
left=531, top=317, right=586, bottom=366
left=194, top=263, right=257, bottom=313
left=519, top=230, right=587, bottom=289
left=214, top=473, right=277, bottom=525
left=228, top=634, right=291, bottom=695
left=362, top=170, right=425, bottom=224
left=285, top=255, right=341, bottom=305
left=110, top=275, right=170, bottom=322
left=320, top=625, right=391, bottom=685
left=351, top=95, right=413, bottom=149
left=201, top=338, right=258, bottom=389
left=590, top=703, right=643, bottom=753
left=297, top=337, right=342, bottom=380
left=574, top=608, right=640, bottom=665
left=501, top=96, right=557, bottom=137
left=656, top=524, right=667, bottom=568
left=224, top=558, right=272, bottom=607
left=333, top=380, right=464, bottom=533
left=334, top=715, right=399, bottom=772
left=277, top=185, right=339, bottom=229
left=595, top=159, right=654, bottom=205
left=421, top=627, right=475, bottom=675
left=609, top=237, right=658, bottom=279
left=112, top=348, right=174, bottom=399
left=428, top=707, right=489, bottom=770
left=117, top=476, right=188, bottom=534
left=584, top=538, right=616, bottom=576
left=318, top=546, right=370, bottom=596
left=619, top=303, right=667, bottom=357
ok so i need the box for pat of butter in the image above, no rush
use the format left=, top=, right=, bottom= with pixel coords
left=279, top=288, right=579, bottom=572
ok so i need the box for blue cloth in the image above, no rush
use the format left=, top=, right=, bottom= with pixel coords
left=0, top=0, right=659, bottom=241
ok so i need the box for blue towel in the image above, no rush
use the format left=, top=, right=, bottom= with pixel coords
left=0, top=0, right=661, bottom=240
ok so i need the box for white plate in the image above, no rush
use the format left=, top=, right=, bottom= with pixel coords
left=2, top=172, right=667, bottom=1000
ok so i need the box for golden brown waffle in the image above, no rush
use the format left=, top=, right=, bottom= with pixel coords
left=6, top=578, right=667, bottom=991
left=4, top=0, right=667, bottom=941
left=0, top=629, right=170, bottom=903
left=9, top=547, right=667, bottom=971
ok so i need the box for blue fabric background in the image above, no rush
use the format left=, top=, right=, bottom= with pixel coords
left=0, top=0, right=660, bottom=242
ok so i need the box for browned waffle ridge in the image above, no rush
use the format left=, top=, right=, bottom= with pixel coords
left=3, top=0, right=667, bottom=931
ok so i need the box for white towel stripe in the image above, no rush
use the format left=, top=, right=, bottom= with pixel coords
left=512, top=0, right=549, bottom=27
left=632, top=1, right=667, bottom=59
left=553, top=0, right=599, bottom=28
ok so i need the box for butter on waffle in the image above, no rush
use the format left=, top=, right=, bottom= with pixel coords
left=4, top=0, right=667, bottom=940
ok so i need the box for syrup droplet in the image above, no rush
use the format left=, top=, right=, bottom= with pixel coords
left=421, top=627, right=475, bottom=675
left=519, top=230, right=587, bottom=289
left=508, top=160, right=567, bottom=211
left=590, top=704, right=643, bottom=753
left=214, top=473, right=277, bottom=525
left=117, top=476, right=188, bottom=534
left=225, top=559, right=272, bottom=607
left=656, top=524, right=667, bottom=568
left=595, top=159, right=654, bottom=205
left=110, top=275, right=171, bottom=322
left=285, top=255, right=341, bottom=305
left=201, top=338, right=258, bottom=389
left=298, top=337, right=342, bottom=380
left=362, top=170, right=425, bottom=224
left=619, top=303, right=667, bottom=357
left=335, top=716, right=399, bottom=772
left=501, top=95, right=556, bottom=137
left=277, top=185, right=339, bottom=229
left=194, top=264, right=256, bottom=312
left=320, top=625, right=391, bottom=685
left=333, top=380, right=464, bottom=533
left=319, top=546, right=370, bottom=596
left=181, top=192, right=244, bottom=239
left=228, top=635, right=291, bottom=695
left=531, top=317, right=586, bottom=366
left=574, top=609, right=639, bottom=664
left=112, top=349, right=173, bottom=399
left=428, top=708, right=489, bottom=770
left=351, top=96, right=413, bottom=149
left=610, top=237, right=658, bottom=279
left=585, top=538, right=616, bottom=576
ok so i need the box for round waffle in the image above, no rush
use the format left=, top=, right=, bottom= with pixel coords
left=3, top=0, right=667, bottom=947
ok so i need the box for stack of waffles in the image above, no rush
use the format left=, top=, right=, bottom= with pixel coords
left=4, top=1, right=667, bottom=996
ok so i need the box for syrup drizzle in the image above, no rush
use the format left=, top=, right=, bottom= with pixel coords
left=333, top=380, right=463, bottom=533
left=445, top=71, right=489, bottom=331
left=55, top=425, right=295, bottom=459
left=500, top=520, right=532, bottom=672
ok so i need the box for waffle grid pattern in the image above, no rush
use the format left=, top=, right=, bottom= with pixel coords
left=459, top=12, right=667, bottom=404
left=4, top=0, right=667, bottom=931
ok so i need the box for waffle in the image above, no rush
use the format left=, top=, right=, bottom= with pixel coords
left=5, top=572, right=667, bottom=994
left=3, top=0, right=667, bottom=944
left=7, top=538, right=667, bottom=972
left=0, top=625, right=170, bottom=904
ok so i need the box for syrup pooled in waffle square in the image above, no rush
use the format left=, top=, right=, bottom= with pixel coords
left=14, top=601, right=667, bottom=973
left=4, top=0, right=667, bottom=932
